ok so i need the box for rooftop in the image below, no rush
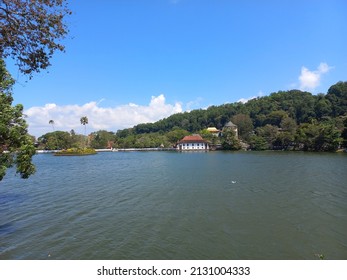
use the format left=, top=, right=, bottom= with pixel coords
left=178, top=134, right=207, bottom=143
left=207, top=127, right=220, bottom=132
left=224, top=121, right=237, bottom=128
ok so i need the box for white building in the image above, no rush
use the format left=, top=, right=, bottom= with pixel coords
left=176, top=134, right=209, bottom=151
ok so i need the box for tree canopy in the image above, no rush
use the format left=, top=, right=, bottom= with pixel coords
left=0, top=59, right=35, bottom=181
left=0, top=1, right=71, bottom=182
left=0, top=0, right=71, bottom=76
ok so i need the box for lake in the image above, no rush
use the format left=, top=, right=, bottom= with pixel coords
left=0, top=151, right=346, bottom=259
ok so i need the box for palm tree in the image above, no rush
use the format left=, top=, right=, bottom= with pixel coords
left=48, top=119, right=57, bottom=149
left=80, top=116, right=88, bottom=148
left=49, top=119, right=55, bottom=131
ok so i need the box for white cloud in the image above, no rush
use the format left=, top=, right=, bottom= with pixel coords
left=238, top=91, right=264, bottom=104
left=185, top=97, right=204, bottom=111
left=25, top=95, right=183, bottom=137
left=299, top=62, right=332, bottom=91
left=238, top=97, right=255, bottom=104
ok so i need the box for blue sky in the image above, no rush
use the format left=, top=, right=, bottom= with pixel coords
left=6, top=0, right=347, bottom=137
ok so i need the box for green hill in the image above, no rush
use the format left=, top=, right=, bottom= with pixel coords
left=114, top=81, right=347, bottom=151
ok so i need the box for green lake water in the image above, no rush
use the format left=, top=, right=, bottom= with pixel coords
left=0, top=151, right=346, bottom=259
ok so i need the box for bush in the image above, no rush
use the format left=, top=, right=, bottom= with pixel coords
left=54, top=147, right=97, bottom=156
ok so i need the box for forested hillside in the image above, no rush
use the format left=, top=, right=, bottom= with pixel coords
left=37, top=81, right=347, bottom=151
left=113, top=81, right=347, bottom=151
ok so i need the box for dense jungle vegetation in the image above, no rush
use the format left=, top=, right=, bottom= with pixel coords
left=37, top=81, right=347, bottom=152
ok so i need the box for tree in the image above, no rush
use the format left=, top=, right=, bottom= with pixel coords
left=166, top=128, right=189, bottom=144
left=1, top=1, right=71, bottom=181
left=264, top=110, right=288, bottom=126
left=249, top=135, right=268, bottom=150
left=341, top=118, right=347, bottom=148
left=315, top=95, right=332, bottom=119
left=49, top=119, right=55, bottom=131
left=256, top=124, right=279, bottom=149
left=37, top=131, right=72, bottom=150
left=221, top=129, right=241, bottom=150
left=280, top=117, right=297, bottom=134
left=80, top=116, right=88, bottom=135
left=48, top=119, right=58, bottom=148
left=273, top=132, right=295, bottom=150
left=316, top=124, right=342, bottom=151
left=295, top=122, right=342, bottom=151
left=231, top=113, right=254, bottom=141
left=326, top=81, right=347, bottom=117
left=0, top=0, right=71, bottom=76
left=80, top=116, right=88, bottom=148
left=0, top=59, right=35, bottom=181
left=90, top=130, right=117, bottom=149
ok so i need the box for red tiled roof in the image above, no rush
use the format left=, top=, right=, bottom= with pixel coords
left=178, top=135, right=207, bottom=143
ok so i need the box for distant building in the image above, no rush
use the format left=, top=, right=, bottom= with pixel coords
left=223, top=121, right=238, bottom=138
left=176, top=134, right=209, bottom=151
left=206, top=127, right=221, bottom=137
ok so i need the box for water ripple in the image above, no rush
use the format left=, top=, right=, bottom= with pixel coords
left=0, top=152, right=346, bottom=259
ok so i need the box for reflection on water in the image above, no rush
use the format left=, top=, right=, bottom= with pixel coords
left=0, top=151, right=346, bottom=259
